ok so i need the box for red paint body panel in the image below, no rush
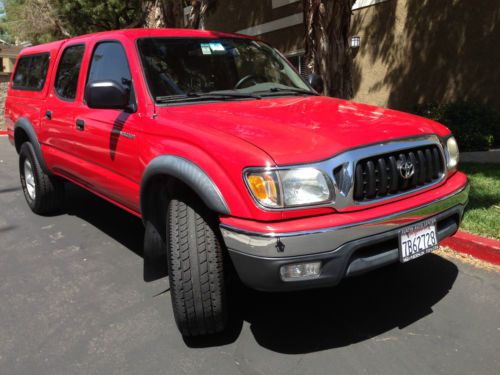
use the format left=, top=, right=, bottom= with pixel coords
left=5, top=29, right=461, bottom=226
left=5, top=40, right=65, bottom=139
left=157, top=97, right=450, bottom=166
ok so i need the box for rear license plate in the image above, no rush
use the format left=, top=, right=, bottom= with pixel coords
left=399, top=218, right=438, bottom=263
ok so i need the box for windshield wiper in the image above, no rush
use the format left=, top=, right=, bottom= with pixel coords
left=204, top=90, right=262, bottom=99
left=156, top=91, right=261, bottom=104
left=256, top=87, right=319, bottom=96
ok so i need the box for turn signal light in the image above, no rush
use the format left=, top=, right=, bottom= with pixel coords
left=245, top=172, right=279, bottom=207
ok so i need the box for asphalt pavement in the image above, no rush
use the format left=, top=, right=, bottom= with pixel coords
left=0, top=136, right=499, bottom=375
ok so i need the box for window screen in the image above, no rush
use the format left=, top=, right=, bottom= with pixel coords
left=54, top=44, right=85, bottom=100
left=12, top=53, right=50, bottom=91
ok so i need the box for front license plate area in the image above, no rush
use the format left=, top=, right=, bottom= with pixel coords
left=399, top=218, right=439, bottom=263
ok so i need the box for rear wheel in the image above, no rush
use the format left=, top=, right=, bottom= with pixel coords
left=19, top=142, right=64, bottom=215
left=166, top=192, right=227, bottom=337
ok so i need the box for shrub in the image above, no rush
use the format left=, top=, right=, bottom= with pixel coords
left=414, top=101, right=500, bottom=152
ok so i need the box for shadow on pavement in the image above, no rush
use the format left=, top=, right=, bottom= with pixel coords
left=61, top=182, right=458, bottom=353
left=0, top=186, right=21, bottom=194
left=0, top=224, right=17, bottom=233
left=63, top=183, right=168, bottom=282
left=235, top=255, right=457, bottom=354
left=185, top=250, right=458, bottom=352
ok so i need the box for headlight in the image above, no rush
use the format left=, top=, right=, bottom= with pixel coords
left=445, top=136, right=459, bottom=169
left=280, top=168, right=331, bottom=206
left=245, top=167, right=333, bottom=208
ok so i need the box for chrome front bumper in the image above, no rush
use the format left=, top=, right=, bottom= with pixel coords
left=221, top=183, right=469, bottom=291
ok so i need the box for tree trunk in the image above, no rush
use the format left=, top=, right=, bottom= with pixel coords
left=303, top=0, right=355, bottom=99
left=187, top=0, right=214, bottom=29
left=141, top=0, right=181, bottom=28
left=44, top=1, right=72, bottom=37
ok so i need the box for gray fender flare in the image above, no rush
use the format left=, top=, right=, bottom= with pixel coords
left=14, top=117, right=50, bottom=174
left=140, top=155, right=230, bottom=219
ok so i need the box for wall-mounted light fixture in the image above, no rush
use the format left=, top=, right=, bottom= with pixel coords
left=351, top=36, right=361, bottom=48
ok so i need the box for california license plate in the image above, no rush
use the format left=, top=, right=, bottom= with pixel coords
left=399, top=218, right=438, bottom=263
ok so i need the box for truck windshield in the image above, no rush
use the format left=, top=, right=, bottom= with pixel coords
left=137, top=37, right=315, bottom=103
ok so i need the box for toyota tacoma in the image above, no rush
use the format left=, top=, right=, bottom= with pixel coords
left=5, top=29, right=468, bottom=337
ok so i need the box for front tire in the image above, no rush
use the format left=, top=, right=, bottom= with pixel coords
left=19, top=142, right=64, bottom=215
left=167, top=192, right=227, bottom=337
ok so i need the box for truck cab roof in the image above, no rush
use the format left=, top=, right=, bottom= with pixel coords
left=18, top=28, right=254, bottom=57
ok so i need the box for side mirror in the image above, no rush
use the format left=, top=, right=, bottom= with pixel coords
left=86, top=81, right=130, bottom=110
left=307, top=73, right=324, bottom=94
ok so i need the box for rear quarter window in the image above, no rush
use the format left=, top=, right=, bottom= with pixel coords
left=12, top=53, right=50, bottom=91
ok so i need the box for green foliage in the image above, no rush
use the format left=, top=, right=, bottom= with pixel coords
left=0, top=0, right=143, bottom=44
left=415, top=101, right=500, bottom=152
left=56, top=0, right=142, bottom=36
left=1, top=0, right=61, bottom=44
left=459, top=163, right=500, bottom=240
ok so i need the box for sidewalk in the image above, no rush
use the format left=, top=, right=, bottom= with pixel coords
left=461, top=149, right=500, bottom=163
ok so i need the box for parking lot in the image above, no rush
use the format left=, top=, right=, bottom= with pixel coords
left=0, top=137, right=499, bottom=375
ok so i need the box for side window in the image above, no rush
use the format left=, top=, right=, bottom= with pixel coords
left=54, top=44, right=85, bottom=101
left=12, top=53, right=50, bottom=91
left=12, top=57, right=30, bottom=88
left=86, top=41, right=134, bottom=104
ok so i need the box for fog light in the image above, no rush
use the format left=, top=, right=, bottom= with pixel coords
left=280, top=262, right=321, bottom=281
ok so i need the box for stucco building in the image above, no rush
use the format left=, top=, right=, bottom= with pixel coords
left=196, top=0, right=500, bottom=112
left=0, top=42, right=22, bottom=82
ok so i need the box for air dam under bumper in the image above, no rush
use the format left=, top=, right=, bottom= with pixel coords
left=221, top=182, right=469, bottom=291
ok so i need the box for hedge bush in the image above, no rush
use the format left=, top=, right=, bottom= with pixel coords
left=414, top=101, right=500, bottom=152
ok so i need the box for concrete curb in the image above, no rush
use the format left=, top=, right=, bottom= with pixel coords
left=442, top=231, right=500, bottom=265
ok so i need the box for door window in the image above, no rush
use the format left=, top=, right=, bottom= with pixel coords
left=54, top=44, right=85, bottom=100
left=86, top=41, right=135, bottom=104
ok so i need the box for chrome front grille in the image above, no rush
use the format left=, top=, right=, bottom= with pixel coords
left=352, top=145, right=445, bottom=202
left=254, top=135, right=448, bottom=211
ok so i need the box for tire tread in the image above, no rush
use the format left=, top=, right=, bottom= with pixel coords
left=167, top=194, right=226, bottom=336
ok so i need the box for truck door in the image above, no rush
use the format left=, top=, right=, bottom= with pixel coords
left=41, top=42, right=87, bottom=175
left=70, top=40, right=141, bottom=211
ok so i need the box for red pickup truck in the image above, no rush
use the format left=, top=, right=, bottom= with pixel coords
left=5, top=29, right=468, bottom=337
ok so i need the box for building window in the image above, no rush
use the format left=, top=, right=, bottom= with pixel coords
left=286, top=52, right=307, bottom=77
left=352, top=0, right=389, bottom=11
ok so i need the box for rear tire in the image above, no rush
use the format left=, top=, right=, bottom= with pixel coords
left=19, top=142, right=64, bottom=215
left=167, top=192, right=227, bottom=337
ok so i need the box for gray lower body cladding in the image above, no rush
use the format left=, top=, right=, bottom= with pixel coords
left=221, top=184, right=469, bottom=291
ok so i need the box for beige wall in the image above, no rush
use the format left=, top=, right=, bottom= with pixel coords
left=351, top=0, right=500, bottom=111
left=204, top=0, right=500, bottom=111
left=2, top=57, right=16, bottom=73
left=204, top=0, right=304, bottom=53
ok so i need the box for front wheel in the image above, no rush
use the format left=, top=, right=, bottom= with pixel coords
left=166, top=193, right=227, bottom=337
left=19, top=142, right=64, bottom=215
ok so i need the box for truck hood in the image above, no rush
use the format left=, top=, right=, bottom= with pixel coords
left=158, top=96, right=449, bottom=165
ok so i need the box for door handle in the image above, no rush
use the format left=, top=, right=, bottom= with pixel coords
left=75, top=119, right=85, bottom=131
left=45, top=110, right=52, bottom=120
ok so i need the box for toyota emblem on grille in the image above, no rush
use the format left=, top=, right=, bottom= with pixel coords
left=398, top=161, right=415, bottom=179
